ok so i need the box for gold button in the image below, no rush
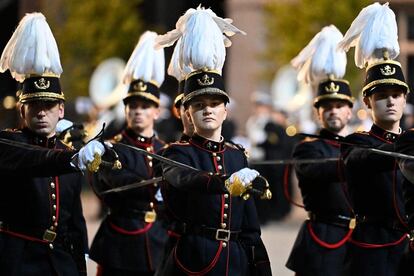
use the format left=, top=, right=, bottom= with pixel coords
left=146, top=147, right=151, bottom=151
left=208, top=172, right=213, bottom=176
left=149, top=161, right=153, bottom=167
left=224, top=204, right=228, bottom=209
left=50, top=226, right=55, bottom=231
left=49, top=243, right=54, bottom=249
left=217, top=165, right=222, bottom=170
left=212, top=153, right=217, bottom=157
left=148, top=156, right=153, bottom=160
left=222, top=242, right=227, bottom=248
left=150, top=202, right=154, bottom=208
left=53, top=205, right=57, bottom=210
left=221, top=223, right=227, bottom=228
left=50, top=182, right=55, bottom=189
left=140, top=138, right=145, bottom=142
left=224, top=194, right=229, bottom=199
left=153, top=183, right=158, bottom=187
left=54, top=222, right=58, bottom=227
left=52, top=216, right=56, bottom=221
left=51, top=194, right=56, bottom=200
left=223, top=214, right=228, bottom=219
left=216, top=156, right=221, bottom=161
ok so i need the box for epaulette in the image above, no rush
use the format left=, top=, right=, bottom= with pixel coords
left=225, top=141, right=249, bottom=159
left=110, top=133, right=123, bottom=143
left=169, top=140, right=190, bottom=146
left=355, top=131, right=369, bottom=136
left=302, top=137, right=317, bottom=143
left=59, top=139, right=75, bottom=150
left=2, top=128, right=21, bottom=133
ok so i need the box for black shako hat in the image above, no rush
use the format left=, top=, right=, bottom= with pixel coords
left=362, top=59, right=409, bottom=97
left=314, top=78, right=353, bottom=107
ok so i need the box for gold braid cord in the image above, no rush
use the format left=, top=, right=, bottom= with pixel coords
left=87, top=153, right=102, bottom=173
left=225, top=175, right=247, bottom=197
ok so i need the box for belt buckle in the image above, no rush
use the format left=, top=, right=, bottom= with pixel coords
left=144, top=210, right=157, bottom=223
left=215, top=229, right=230, bottom=242
left=349, top=218, right=356, bottom=230
left=43, top=229, right=57, bottom=242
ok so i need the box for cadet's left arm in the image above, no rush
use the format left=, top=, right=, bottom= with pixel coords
left=68, top=174, right=88, bottom=276
left=162, top=146, right=228, bottom=194
left=239, top=198, right=272, bottom=276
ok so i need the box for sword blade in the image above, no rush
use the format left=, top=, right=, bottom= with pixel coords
left=367, top=148, right=414, bottom=161
left=117, top=142, right=199, bottom=171
left=250, top=157, right=339, bottom=166
left=100, top=176, right=164, bottom=194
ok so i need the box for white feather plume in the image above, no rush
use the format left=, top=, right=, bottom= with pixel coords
left=0, top=12, right=62, bottom=82
left=167, top=38, right=191, bottom=81
left=338, top=2, right=399, bottom=68
left=291, top=25, right=347, bottom=84
left=154, top=5, right=245, bottom=50
left=123, top=31, right=165, bottom=86
left=179, top=9, right=226, bottom=73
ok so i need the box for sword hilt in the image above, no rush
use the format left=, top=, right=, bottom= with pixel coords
left=241, top=175, right=272, bottom=200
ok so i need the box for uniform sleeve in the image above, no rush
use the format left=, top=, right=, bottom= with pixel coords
left=396, top=130, right=414, bottom=229
left=0, top=139, right=76, bottom=176
left=341, top=133, right=395, bottom=171
left=293, top=141, right=341, bottom=182
left=239, top=198, right=272, bottom=275
left=96, top=144, right=147, bottom=189
left=161, top=145, right=227, bottom=194
left=68, top=174, right=89, bottom=274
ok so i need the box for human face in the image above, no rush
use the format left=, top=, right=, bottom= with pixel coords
left=364, top=87, right=406, bottom=126
left=125, top=98, right=160, bottom=136
left=317, top=100, right=352, bottom=133
left=179, top=105, right=194, bottom=136
left=186, top=95, right=227, bottom=139
left=21, top=101, right=64, bottom=138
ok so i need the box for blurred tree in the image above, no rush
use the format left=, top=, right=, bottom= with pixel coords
left=262, top=0, right=372, bottom=95
left=44, top=0, right=143, bottom=99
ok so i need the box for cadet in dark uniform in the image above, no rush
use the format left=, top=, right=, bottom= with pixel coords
left=339, top=3, right=410, bottom=275
left=155, top=7, right=271, bottom=275
left=89, top=31, right=168, bottom=276
left=0, top=12, right=106, bottom=276
left=286, top=25, right=355, bottom=276
left=395, top=129, right=414, bottom=275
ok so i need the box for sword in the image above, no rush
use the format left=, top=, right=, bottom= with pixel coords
left=117, top=143, right=199, bottom=171
left=250, top=157, right=339, bottom=166
left=115, top=142, right=271, bottom=198
left=100, top=176, right=164, bottom=194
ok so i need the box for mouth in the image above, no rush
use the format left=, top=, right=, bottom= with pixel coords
left=36, top=122, right=48, bottom=127
left=203, top=117, right=215, bottom=122
left=386, top=109, right=397, bottom=114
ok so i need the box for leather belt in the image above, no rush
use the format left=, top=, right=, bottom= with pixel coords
left=308, top=212, right=356, bottom=229
left=109, top=209, right=157, bottom=223
left=173, top=223, right=240, bottom=242
left=0, top=221, right=57, bottom=242
left=356, top=215, right=407, bottom=232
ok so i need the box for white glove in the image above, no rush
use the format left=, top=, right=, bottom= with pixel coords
left=76, top=140, right=105, bottom=171
left=225, top=168, right=260, bottom=196
left=229, top=168, right=260, bottom=186
left=56, top=119, right=74, bottom=134
left=155, top=188, right=163, bottom=202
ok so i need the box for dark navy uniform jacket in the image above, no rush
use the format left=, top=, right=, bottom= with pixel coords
left=159, top=134, right=271, bottom=276
left=90, top=128, right=168, bottom=273
left=342, top=124, right=407, bottom=276
left=286, top=129, right=353, bottom=276
left=0, top=128, right=88, bottom=276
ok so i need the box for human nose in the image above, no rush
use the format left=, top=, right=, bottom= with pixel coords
left=386, top=96, right=395, bottom=107
left=203, top=105, right=212, bottom=115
